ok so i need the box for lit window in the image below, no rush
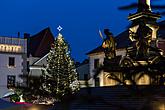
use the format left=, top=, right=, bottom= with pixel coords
left=11, top=47, right=13, bottom=52
left=14, top=47, right=17, bottom=52
left=8, top=46, right=10, bottom=52
left=7, top=75, right=16, bottom=88
left=1, top=46, right=3, bottom=51
left=9, top=57, right=15, bottom=67
left=18, top=48, right=21, bottom=52
left=4, top=46, right=6, bottom=51
left=0, top=45, right=21, bottom=52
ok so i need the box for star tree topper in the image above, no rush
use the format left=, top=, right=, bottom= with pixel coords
left=57, top=25, right=63, bottom=32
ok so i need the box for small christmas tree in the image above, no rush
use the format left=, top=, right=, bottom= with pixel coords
left=42, top=33, right=79, bottom=101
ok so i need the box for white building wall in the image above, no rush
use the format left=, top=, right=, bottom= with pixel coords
left=89, top=52, right=105, bottom=78
left=28, top=57, right=40, bottom=65
left=0, top=36, right=27, bottom=98
left=0, top=54, right=24, bottom=97
left=88, top=52, right=104, bottom=87
left=98, top=71, right=104, bottom=86
left=88, top=49, right=126, bottom=87
left=29, top=66, right=44, bottom=76
left=89, top=49, right=126, bottom=78
left=29, top=54, right=48, bottom=77
left=77, top=63, right=89, bottom=80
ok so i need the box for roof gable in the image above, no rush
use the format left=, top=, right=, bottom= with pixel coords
left=28, top=27, right=54, bottom=57
left=33, top=53, right=49, bottom=66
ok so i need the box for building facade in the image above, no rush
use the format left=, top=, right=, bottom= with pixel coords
left=27, top=27, right=54, bottom=77
left=87, top=21, right=165, bottom=87
left=0, top=36, right=27, bottom=97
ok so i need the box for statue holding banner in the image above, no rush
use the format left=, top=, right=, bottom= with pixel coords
left=101, top=29, right=116, bottom=59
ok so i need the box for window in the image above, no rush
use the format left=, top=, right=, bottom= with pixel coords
left=4, top=46, right=6, bottom=51
left=18, top=48, right=21, bottom=52
left=11, top=47, right=13, bottom=52
left=7, top=75, right=16, bottom=88
left=8, top=46, right=10, bottom=52
left=9, top=57, right=15, bottom=67
left=94, top=59, right=99, bottom=69
left=1, top=46, right=3, bottom=51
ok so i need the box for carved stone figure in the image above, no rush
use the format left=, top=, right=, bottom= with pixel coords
left=129, top=22, right=152, bottom=58
left=138, top=0, right=151, bottom=12
left=102, top=29, right=116, bottom=59
left=136, top=22, right=152, bottom=57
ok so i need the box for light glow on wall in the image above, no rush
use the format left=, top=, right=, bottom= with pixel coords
left=103, top=72, right=119, bottom=86
left=137, top=74, right=150, bottom=85
left=159, top=103, right=165, bottom=110
left=0, top=44, right=22, bottom=53
left=146, top=24, right=159, bottom=40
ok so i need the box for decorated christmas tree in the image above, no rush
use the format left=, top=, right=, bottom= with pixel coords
left=42, top=33, right=79, bottom=101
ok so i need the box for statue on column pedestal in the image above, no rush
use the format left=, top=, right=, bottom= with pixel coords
left=138, top=0, right=151, bottom=12
left=129, top=22, right=152, bottom=58
left=136, top=22, right=152, bottom=58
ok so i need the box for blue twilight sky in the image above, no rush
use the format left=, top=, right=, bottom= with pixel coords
left=0, top=0, right=164, bottom=62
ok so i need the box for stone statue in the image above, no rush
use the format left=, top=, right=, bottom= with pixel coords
left=102, top=29, right=116, bottom=59
left=138, top=0, right=151, bottom=12
left=129, top=22, right=152, bottom=58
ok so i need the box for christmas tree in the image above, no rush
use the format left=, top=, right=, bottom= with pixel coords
left=42, top=33, right=79, bottom=101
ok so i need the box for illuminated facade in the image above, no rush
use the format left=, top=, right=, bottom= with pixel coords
left=87, top=0, right=165, bottom=87
left=0, top=44, right=22, bottom=53
left=0, top=36, right=27, bottom=98
left=87, top=48, right=127, bottom=87
left=87, top=22, right=165, bottom=87
left=0, top=28, right=55, bottom=98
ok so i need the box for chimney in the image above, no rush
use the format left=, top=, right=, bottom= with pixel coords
left=24, top=33, right=30, bottom=39
left=18, top=32, right=20, bottom=38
